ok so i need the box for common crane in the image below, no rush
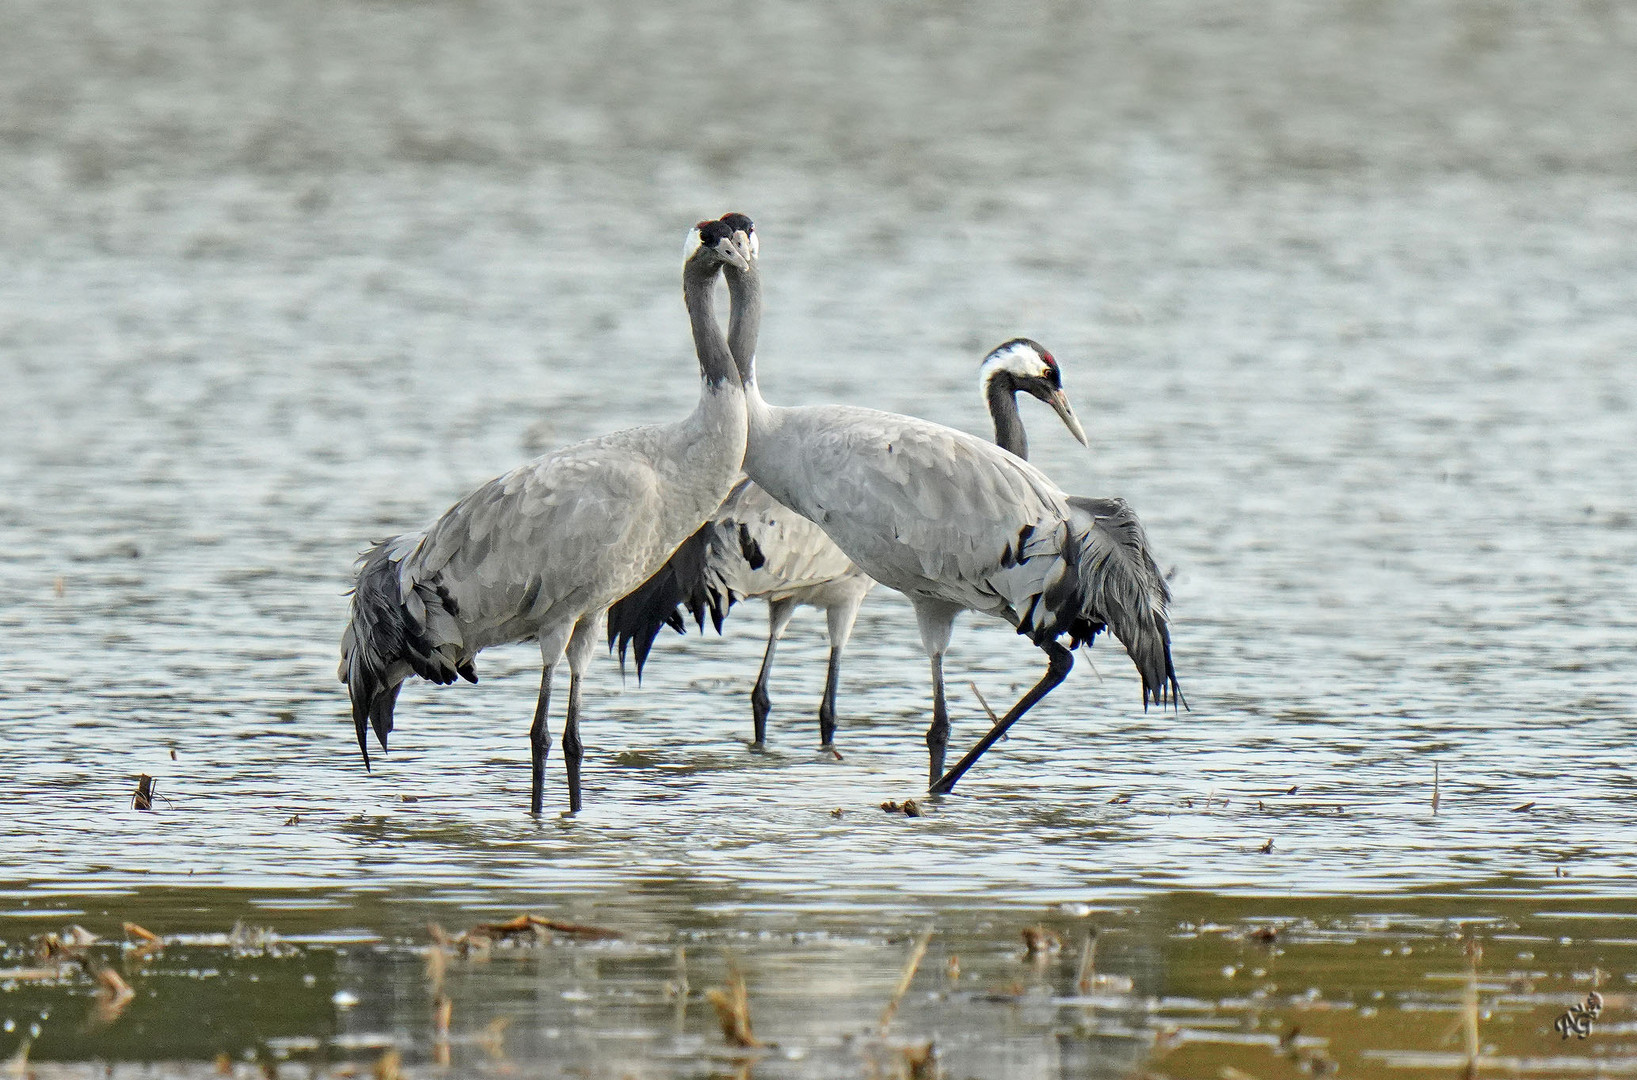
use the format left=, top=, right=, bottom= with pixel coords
left=712, top=217, right=1181, bottom=794
left=607, top=335, right=1094, bottom=755
left=339, top=219, right=752, bottom=814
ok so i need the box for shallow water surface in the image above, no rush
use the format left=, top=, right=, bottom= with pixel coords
left=2, top=0, right=1636, bottom=1074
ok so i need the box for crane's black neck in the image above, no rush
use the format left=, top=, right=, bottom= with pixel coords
left=723, top=261, right=762, bottom=388
left=683, top=258, right=739, bottom=389
left=985, top=373, right=1028, bottom=460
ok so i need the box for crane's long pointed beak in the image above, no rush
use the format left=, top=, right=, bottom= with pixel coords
left=1045, top=389, right=1088, bottom=446
left=716, top=236, right=751, bottom=271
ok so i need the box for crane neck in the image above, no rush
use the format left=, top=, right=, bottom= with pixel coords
left=682, top=258, right=740, bottom=390
left=984, top=373, right=1028, bottom=460
left=723, top=262, right=762, bottom=392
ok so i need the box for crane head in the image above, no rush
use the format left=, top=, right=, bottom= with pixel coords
left=980, top=338, right=1088, bottom=446
left=719, top=212, right=758, bottom=262
left=685, top=218, right=752, bottom=271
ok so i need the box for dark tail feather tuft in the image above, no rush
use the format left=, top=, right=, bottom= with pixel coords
left=341, top=538, right=459, bottom=767
left=1023, top=497, right=1184, bottom=713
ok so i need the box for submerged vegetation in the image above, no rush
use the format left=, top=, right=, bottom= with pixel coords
left=4, top=895, right=1636, bottom=1078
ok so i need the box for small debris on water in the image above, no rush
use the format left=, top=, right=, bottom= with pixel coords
left=1257, top=839, right=1275, bottom=854
left=1021, top=926, right=1061, bottom=957
left=1286, top=785, right=1299, bottom=795
left=896, top=1041, right=937, bottom=1079
left=284, top=815, right=300, bottom=826
left=880, top=800, right=923, bottom=817
left=132, top=774, right=157, bottom=811
left=1512, top=801, right=1536, bottom=812
left=830, top=807, right=844, bottom=818
left=1107, top=794, right=1132, bottom=804
left=90, top=965, right=135, bottom=1026
left=122, top=922, right=163, bottom=959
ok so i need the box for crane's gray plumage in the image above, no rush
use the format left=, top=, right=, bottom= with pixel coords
left=339, top=218, right=752, bottom=814
left=606, top=332, right=1101, bottom=752
left=716, top=222, right=1181, bottom=794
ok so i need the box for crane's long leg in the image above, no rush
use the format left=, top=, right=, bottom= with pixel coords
left=931, top=641, right=1073, bottom=795
left=750, top=598, right=797, bottom=749
left=817, top=586, right=866, bottom=748
left=911, top=599, right=960, bottom=788
left=927, top=655, right=949, bottom=783
left=562, top=614, right=602, bottom=814
left=532, top=625, right=574, bottom=816
left=530, top=668, right=554, bottom=816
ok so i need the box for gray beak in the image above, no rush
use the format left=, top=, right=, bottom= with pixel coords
left=714, top=235, right=752, bottom=271
left=1044, top=388, right=1088, bottom=446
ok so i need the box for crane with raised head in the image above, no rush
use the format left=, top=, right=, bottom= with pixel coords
left=706, top=215, right=1181, bottom=794
left=339, top=218, right=752, bottom=814
left=607, top=332, right=1095, bottom=756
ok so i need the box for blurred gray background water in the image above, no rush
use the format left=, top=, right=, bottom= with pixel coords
left=2, top=0, right=1635, bottom=906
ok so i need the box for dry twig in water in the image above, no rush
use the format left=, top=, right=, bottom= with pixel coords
left=3, top=1039, right=28, bottom=1079
left=968, top=682, right=1000, bottom=724
left=705, top=959, right=763, bottom=1048
left=123, top=922, right=164, bottom=960
left=1461, top=939, right=1481, bottom=1080
left=132, top=774, right=157, bottom=811
left=879, top=930, right=933, bottom=1034
left=1075, top=930, right=1098, bottom=994
left=373, top=1048, right=402, bottom=1080
left=90, top=965, right=135, bottom=1026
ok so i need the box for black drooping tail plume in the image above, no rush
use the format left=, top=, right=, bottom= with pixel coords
left=339, top=539, right=474, bottom=768
left=606, top=521, right=739, bottom=679
left=1021, top=496, right=1184, bottom=711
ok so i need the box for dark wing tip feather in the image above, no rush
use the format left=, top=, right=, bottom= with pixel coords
left=607, top=523, right=742, bottom=680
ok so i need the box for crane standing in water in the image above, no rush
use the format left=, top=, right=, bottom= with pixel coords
left=700, top=217, right=1182, bottom=793
left=339, top=219, right=753, bottom=814
left=607, top=333, right=1094, bottom=755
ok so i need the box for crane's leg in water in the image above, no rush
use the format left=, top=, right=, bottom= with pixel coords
left=817, top=586, right=866, bottom=748
left=562, top=614, right=602, bottom=814
left=912, top=599, right=960, bottom=787
left=931, top=641, right=1073, bottom=795
left=750, top=597, right=797, bottom=748
left=531, top=624, right=574, bottom=816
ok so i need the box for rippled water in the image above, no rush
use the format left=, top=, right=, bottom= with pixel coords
left=2, top=0, right=1635, bottom=1073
